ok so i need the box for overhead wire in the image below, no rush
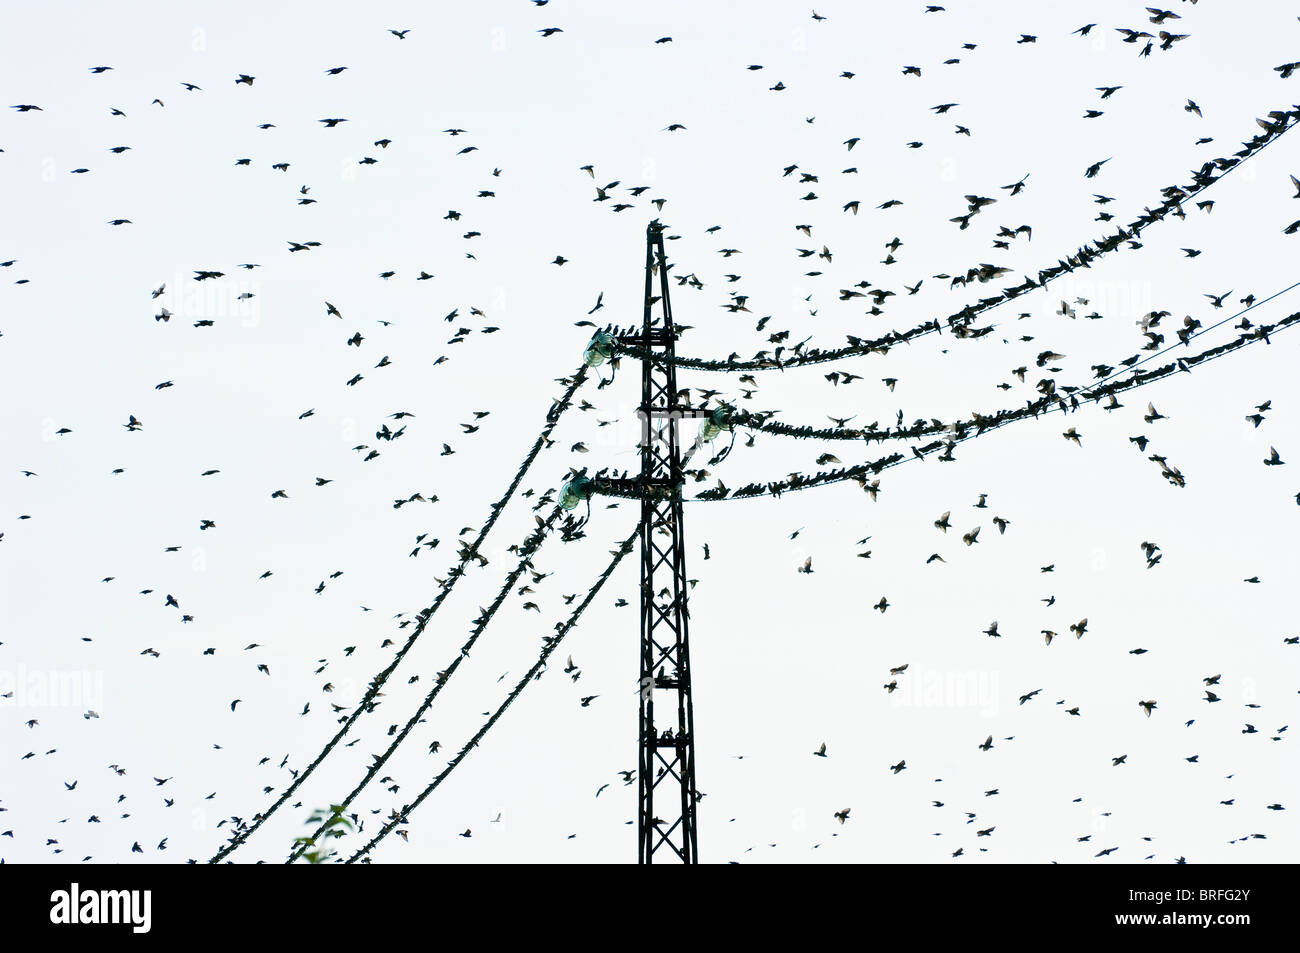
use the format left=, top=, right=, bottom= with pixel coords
left=615, top=105, right=1299, bottom=374
left=322, top=415, right=714, bottom=861
left=285, top=504, right=574, bottom=862
left=340, top=522, right=642, bottom=863
left=689, top=306, right=1300, bottom=501
left=208, top=365, right=588, bottom=862
left=716, top=283, right=1300, bottom=446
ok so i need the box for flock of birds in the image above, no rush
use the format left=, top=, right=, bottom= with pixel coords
left=3, top=3, right=1298, bottom=863
left=798, top=480, right=1292, bottom=860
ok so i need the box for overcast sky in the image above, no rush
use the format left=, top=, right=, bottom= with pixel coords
left=2, top=0, right=1298, bottom=864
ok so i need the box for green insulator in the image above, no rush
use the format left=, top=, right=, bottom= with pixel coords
left=699, top=406, right=733, bottom=441
left=559, top=476, right=590, bottom=510
left=583, top=332, right=614, bottom=367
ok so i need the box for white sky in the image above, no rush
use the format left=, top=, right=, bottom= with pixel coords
left=1, top=0, right=1298, bottom=864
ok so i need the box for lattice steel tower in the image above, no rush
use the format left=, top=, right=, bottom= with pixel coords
left=618, top=221, right=707, bottom=863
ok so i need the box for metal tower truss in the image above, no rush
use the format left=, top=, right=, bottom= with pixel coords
left=612, top=221, right=710, bottom=863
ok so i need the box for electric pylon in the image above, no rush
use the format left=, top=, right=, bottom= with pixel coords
left=618, top=221, right=707, bottom=863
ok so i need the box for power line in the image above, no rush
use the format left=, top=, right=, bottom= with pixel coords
left=339, top=524, right=642, bottom=864
left=325, top=449, right=717, bottom=862
left=718, top=283, right=1300, bottom=446
left=615, top=105, right=1298, bottom=375
left=1081, top=281, right=1300, bottom=397
left=295, top=420, right=719, bottom=863
left=690, top=307, right=1300, bottom=501
left=285, top=504, right=572, bottom=862
left=208, top=367, right=588, bottom=862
